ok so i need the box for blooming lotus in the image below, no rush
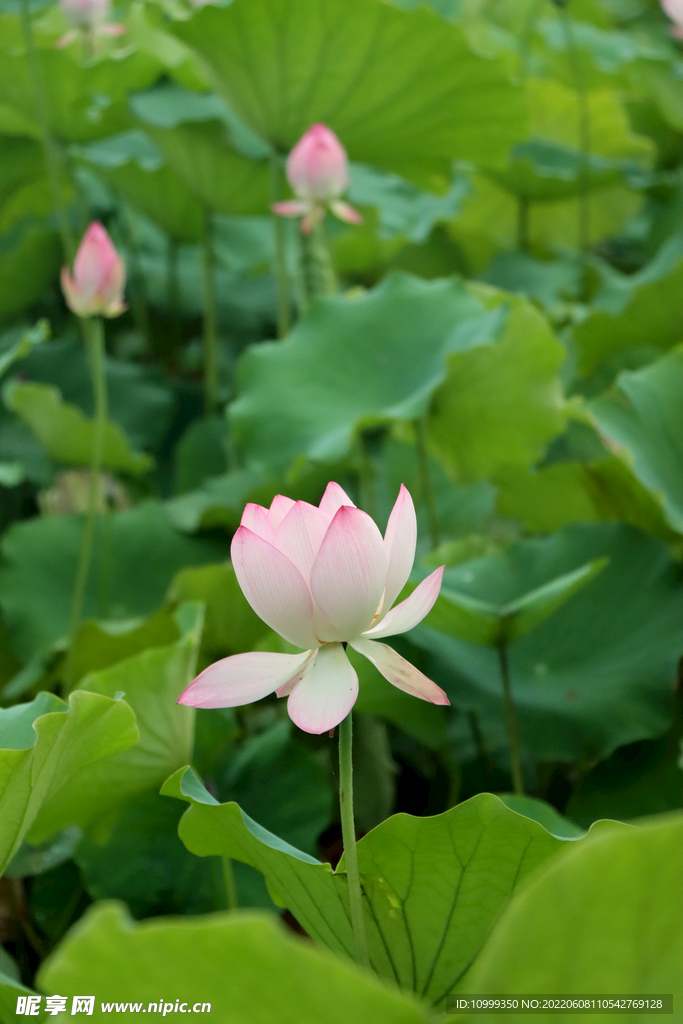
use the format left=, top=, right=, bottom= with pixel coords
left=272, top=124, right=363, bottom=235
left=178, top=482, right=448, bottom=734
left=662, top=0, right=683, bottom=37
left=61, top=222, right=126, bottom=319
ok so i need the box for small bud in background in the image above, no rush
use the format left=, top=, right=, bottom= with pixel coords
left=56, top=0, right=125, bottom=48
left=661, top=0, right=683, bottom=38
left=61, top=222, right=126, bottom=319
left=272, top=124, right=363, bottom=234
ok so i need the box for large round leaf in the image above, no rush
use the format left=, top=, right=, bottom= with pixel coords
left=426, top=286, right=567, bottom=482
left=459, top=812, right=683, bottom=1005
left=169, top=0, right=527, bottom=177
left=0, top=48, right=159, bottom=143
left=166, top=772, right=613, bottom=1004
left=0, top=501, right=227, bottom=661
left=38, top=903, right=431, bottom=1024
left=589, top=347, right=683, bottom=535
left=143, top=122, right=271, bottom=217
left=230, top=272, right=506, bottom=476
left=412, top=524, right=683, bottom=764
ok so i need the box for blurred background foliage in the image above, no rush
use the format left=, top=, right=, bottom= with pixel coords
left=1, top=0, right=683, bottom=1016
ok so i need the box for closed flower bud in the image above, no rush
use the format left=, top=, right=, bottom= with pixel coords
left=662, top=0, right=683, bottom=37
left=59, top=0, right=111, bottom=28
left=60, top=222, right=126, bottom=319
left=272, top=124, right=362, bottom=234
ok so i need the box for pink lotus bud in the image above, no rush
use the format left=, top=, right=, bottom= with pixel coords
left=56, top=0, right=125, bottom=46
left=59, top=0, right=111, bottom=28
left=60, top=222, right=126, bottom=319
left=272, top=124, right=362, bottom=233
left=178, top=483, right=448, bottom=735
left=662, top=0, right=683, bottom=37
left=286, top=124, right=350, bottom=201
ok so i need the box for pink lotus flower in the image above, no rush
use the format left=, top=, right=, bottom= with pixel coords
left=662, top=0, right=683, bottom=37
left=178, top=483, right=448, bottom=734
left=56, top=0, right=124, bottom=48
left=61, top=222, right=126, bottom=319
left=272, top=124, right=363, bottom=235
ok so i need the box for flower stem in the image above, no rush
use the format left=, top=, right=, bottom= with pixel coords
left=66, top=317, right=108, bottom=687
left=221, top=856, right=238, bottom=911
left=201, top=208, right=220, bottom=414
left=19, top=0, right=74, bottom=262
left=414, top=417, right=440, bottom=551
left=270, top=153, right=291, bottom=338
left=338, top=713, right=370, bottom=970
left=300, top=218, right=337, bottom=308
left=560, top=3, right=591, bottom=255
left=497, top=640, right=524, bottom=795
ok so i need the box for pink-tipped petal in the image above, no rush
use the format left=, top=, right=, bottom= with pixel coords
left=350, top=637, right=450, bottom=706
left=272, top=501, right=331, bottom=582
left=287, top=642, right=358, bottom=734
left=99, top=21, right=125, bottom=34
left=267, top=494, right=296, bottom=530
left=310, top=506, right=387, bottom=641
left=329, top=199, right=363, bottom=225
left=271, top=200, right=310, bottom=218
left=318, top=481, right=356, bottom=517
left=241, top=502, right=274, bottom=542
left=178, top=649, right=314, bottom=709
left=382, top=484, right=418, bottom=613
left=231, top=526, right=319, bottom=650
left=366, top=566, right=444, bottom=639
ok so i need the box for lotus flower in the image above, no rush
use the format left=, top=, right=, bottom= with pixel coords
left=61, top=222, right=126, bottom=319
left=178, top=483, right=448, bottom=734
left=56, top=0, right=124, bottom=48
left=272, top=124, right=363, bottom=235
left=662, top=0, right=683, bottom=37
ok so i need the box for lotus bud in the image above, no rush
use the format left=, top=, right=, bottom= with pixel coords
left=661, top=0, right=683, bottom=37
left=56, top=0, right=125, bottom=47
left=272, top=124, right=363, bottom=234
left=60, top=222, right=126, bottom=319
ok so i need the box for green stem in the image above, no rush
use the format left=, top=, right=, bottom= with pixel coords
left=560, top=3, right=591, bottom=254
left=356, top=433, right=377, bottom=522
left=19, top=0, right=74, bottom=262
left=167, top=237, right=182, bottom=359
left=517, top=0, right=545, bottom=80
left=497, top=640, right=524, bottom=795
left=221, top=856, right=238, bottom=911
left=201, top=209, right=220, bottom=415
left=414, top=417, right=440, bottom=551
left=299, top=216, right=337, bottom=308
left=66, top=317, right=107, bottom=687
left=338, top=713, right=370, bottom=970
left=270, top=153, right=291, bottom=338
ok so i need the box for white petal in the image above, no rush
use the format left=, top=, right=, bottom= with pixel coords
left=287, top=642, right=358, bottom=734
left=177, top=650, right=314, bottom=708
left=318, top=481, right=356, bottom=517
left=309, top=506, right=387, bottom=640
left=364, top=566, right=444, bottom=639
left=272, top=501, right=331, bottom=582
left=382, top=484, right=417, bottom=613
left=267, top=494, right=296, bottom=530
left=241, top=502, right=274, bottom=542
left=231, top=526, right=319, bottom=649
left=350, top=637, right=450, bottom=705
